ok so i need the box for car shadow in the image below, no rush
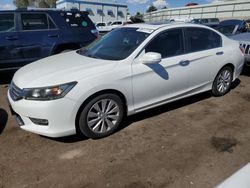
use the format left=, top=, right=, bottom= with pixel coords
left=119, top=77, right=241, bottom=133
left=43, top=134, right=89, bottom=143
left=0, top=108, right=8, bottom=135
left=118, top=91, right=213, bottom=133
left=0, top=70, right=16, bottom=85
left=241, top=66, right=250, bottom=76
left=231, top=78, right=241, bottom=89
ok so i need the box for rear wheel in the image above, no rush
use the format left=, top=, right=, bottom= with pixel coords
left=212, top=66, right=233, bottom=96
left=78, top=94, right=124, bottom=139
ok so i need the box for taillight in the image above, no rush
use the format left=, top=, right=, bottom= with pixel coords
left=239, top=45, right=245, bottom=54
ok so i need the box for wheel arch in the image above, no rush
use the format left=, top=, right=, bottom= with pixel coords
left=214, top=63, right=235, bottom=81
left=75, top=89, right=128, bottom=133
left=221, top=63, right=235, bottom=80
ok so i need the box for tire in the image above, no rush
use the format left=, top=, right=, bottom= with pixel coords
left=212, top=66, right=233, bottom=96
left=78, top=94, right=124, bottom=139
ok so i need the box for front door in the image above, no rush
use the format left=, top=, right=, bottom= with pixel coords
left=132, top=28, right=189, bottom=111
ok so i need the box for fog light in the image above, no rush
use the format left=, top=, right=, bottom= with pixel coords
left=29, top=118, right=48, bottom=126
left=15, top=115, right=24, bottom=126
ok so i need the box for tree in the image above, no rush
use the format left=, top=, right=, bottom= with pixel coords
left=13, top=0, right=57, bottom=8
left=146, top=5, right=157, bottom=13
left=135, top=12, right=143, bottom=19
left=130, top=12, right=144, bottom=23
left=46, top=0, right=56, bottom=8
left=38, top=0, right=49, bottom=8
left=14, top=0, right=29, bottom=8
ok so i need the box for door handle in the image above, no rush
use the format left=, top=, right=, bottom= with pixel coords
left=6, top=36, right=18, bottom=41
left=48, top=34, right=59, bottom=38
left=216, top=51, right=224, bottom=55
left=179, top=60, right=190, bottom=66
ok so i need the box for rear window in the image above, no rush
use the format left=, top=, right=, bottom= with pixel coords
left=112, top=21, right=122, bottom=25
left=210, top=18, right=219, bottom=22
left=0, top=13, right=14, bottom=32
left=96, top=23, right=106, bottom=27
left=60, top=12, right=91, bottom=28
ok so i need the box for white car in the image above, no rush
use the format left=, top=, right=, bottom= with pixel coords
left=95, top=22, right=110, bottom=33
left=8, top=23, right=244, bottom=139
left=230, top=32, right=250, bottom=66
left=101, top=21, right=124, bottom=32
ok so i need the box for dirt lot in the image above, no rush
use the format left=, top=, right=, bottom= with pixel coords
left=0, top=69, right=250, bottom=188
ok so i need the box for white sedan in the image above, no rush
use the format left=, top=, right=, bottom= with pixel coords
left=8, top=23, right=244, bottom=138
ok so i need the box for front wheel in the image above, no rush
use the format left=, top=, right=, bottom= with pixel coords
left=78, top=94, right=124, bottom=139
left=212, top=66, right=233, bottom=96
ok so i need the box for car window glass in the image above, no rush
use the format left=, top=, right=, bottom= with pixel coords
left=21, top=13, right=48, bottom=30
left=186, top=28, right=222, bottom=53
left=97, top=23, right=105, bottom=27
left=216, top=25, right=235, bottom=36
left=60, top=12, right=90, bottom=28
left=145, top=29, right=184, bottom=58
left=0, top=13, right=14, bottom=32
left=78, top=28, right=150, bottom=60
left=48, top=17, right=56, bottom=29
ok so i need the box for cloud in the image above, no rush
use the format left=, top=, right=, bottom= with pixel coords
left=207, top=0, right=225, bottom=3
left=127, top=0, right=150, bottom=5
left=0, top=3, right=15, bottom=10
left=152, top=0, right=168, bottom=9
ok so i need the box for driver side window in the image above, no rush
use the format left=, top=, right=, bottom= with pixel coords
left=145, top=29, right=184, bottom=58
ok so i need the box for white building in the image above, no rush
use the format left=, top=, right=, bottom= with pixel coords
left=144, top=0, right=250, bottom=22
left=56, top=0, right=128, bottom=23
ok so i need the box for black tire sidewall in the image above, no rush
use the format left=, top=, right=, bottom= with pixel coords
left=212, top=66, right=233, bottom=96
left=78, top=94, right=124, bottom=139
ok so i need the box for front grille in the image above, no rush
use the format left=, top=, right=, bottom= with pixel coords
left=9, top=82, right=24, bottom=101
left=240, top=43, right=250, bottom=55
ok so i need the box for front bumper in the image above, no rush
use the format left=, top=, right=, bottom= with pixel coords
left=7, top=90, right=78, bottom=138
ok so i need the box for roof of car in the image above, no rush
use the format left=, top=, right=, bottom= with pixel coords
left=123, top=22, right=209, bottom=31
left=0, top=8, right=87, bottom=13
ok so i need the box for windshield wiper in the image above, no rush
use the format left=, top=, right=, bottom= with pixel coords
left=86, top=54, right=100, bottom=59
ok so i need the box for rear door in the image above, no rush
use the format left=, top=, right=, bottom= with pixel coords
left=0, top=12, right=23, bottom=70
left=183, top=27, right=226, bottom=90
left=17, top=12, right=59, bottom=63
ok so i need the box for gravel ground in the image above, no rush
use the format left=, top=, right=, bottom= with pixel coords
left=0, top=69, right=250, bottom=188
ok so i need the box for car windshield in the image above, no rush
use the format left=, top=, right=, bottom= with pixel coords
left=77, top=28, right=151, bottom=60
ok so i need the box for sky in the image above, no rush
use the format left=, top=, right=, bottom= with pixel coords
left=0, top=0, right=224, bottom=15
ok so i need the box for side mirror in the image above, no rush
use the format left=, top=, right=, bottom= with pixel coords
left=140, top=52, right=162, bottom=64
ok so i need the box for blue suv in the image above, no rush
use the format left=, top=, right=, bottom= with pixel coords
left=0, top=8, right=98, bottom=71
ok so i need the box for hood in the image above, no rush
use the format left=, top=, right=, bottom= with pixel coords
left=13, top=51, right=117, bottom=88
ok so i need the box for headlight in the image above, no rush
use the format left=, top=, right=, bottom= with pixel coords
left=23, top=82, right=77, bottom=101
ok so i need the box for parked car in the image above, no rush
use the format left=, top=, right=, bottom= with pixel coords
left=8, top=23, right=244, bottom=139
left=0, top=8, right=98, bottom=71
left=98, top=20, right=125, bottom=33
left=215, top=19, right=248, bottom=36
left=190, top=18, right=220, bottom=28
left=95, top=22, right=110, bottom=33
left=230, top=32, right=250, bottom=66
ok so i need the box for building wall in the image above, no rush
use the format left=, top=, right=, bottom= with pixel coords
left=144, top=0, right=250, bottom=22
left=56, top=0, right=127, bottom=23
